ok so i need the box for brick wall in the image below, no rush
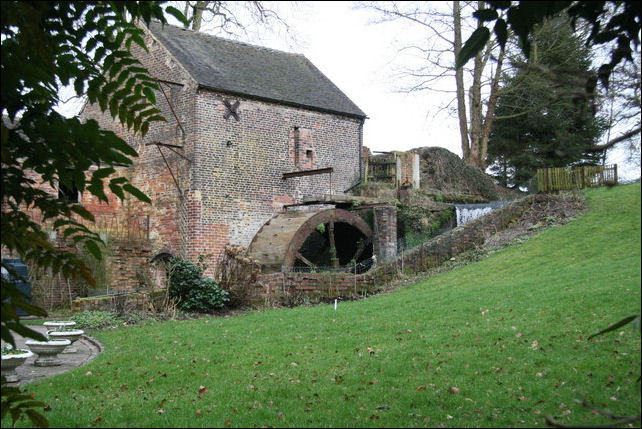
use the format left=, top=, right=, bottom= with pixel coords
left=25, top=238, right=152, bottom=310
left=86, top=25, right=364, bottom=276
left=192, top=90, right=363, bottom=275
left=7, top=24, right=365, bottom=301
left=246, top=194, right=545, bottom=306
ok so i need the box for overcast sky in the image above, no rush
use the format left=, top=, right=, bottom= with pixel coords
left=252, top=1, right=463, bottom=156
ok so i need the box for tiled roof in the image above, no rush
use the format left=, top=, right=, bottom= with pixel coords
left=147, top=21, right=366, bottom=118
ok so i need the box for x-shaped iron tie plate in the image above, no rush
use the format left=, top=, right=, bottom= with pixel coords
left=223, top=99, right=240, bottom=121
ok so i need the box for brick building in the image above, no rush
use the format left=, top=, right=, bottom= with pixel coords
left=80, top=21, right=382, bottom=278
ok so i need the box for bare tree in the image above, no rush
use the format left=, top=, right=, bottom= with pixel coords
left=170, top=1, right=294, bottom=40
left=362, top=1, right=505, bottom=170
left=593, top=52, right=641, bottom=169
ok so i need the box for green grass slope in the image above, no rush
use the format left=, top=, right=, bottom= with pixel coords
left=6, top=183, right=641, bottom=428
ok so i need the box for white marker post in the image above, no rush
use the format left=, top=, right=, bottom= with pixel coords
left=334, top=299, right=337, bottom=311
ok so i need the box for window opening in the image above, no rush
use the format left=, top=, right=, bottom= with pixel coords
left=58, top=181, right=79, bottom=202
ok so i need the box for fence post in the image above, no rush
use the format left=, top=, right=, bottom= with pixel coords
left=353, top=262, right=357, bottom=296
left=364, top=159, right=369, bottom=184
left=614, top=164, right=618, bottom=184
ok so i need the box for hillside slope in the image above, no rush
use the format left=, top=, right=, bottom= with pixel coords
left=11, top=184, right=640, bottom=428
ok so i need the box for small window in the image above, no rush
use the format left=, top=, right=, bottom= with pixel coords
left=58, top=182, right=79, bottom=202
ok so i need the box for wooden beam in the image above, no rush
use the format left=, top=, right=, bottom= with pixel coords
left=295, top=251, right=316, bottom=268
left=282, top=167, right=333, bottom=179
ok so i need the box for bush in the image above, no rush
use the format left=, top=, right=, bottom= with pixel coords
left=168, top=257, right=229, bottom=313
left=71, top=311, right=120, bottom=330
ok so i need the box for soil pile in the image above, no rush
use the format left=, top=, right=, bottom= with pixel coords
left=411, top=147, right=520, bottom=202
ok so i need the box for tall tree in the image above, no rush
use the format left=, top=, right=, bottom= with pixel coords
left=363, top=1, right=505, bottom=170
left=1, top=2, right=187, bottom=425
left=487, top=17, right=608, bottom=189
left=458, top=1, right=641, bottom=152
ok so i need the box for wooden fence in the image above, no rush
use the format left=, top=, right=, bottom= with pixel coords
left=536, top=164, right=617, bottom=192
left=365, top=155, right=396, bottom=183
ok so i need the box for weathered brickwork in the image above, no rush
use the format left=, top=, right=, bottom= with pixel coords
left=81, top=25, right=364, bottom=276
left=193, top=90, right=363, bottom=272
left=373, top=206, right=398, bottom=262
left=80, top=28, right=199, bottom=261
left=240, top=195, right=546, bottom=305
left=22, top=237, right=152, bottom=310
left=6, top=24, right=366, bottom=304
left=396, top=151, right=420, bottom=189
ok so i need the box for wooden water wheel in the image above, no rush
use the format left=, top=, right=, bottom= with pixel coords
left=247, top=208, right=373, bottom=273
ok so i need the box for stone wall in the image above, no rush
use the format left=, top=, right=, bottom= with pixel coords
left=373, top=205, right=398, bottom=262
left=71, top=290, right=165, bottom=313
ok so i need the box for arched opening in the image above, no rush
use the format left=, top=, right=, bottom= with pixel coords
left=294, top=221, right=373, bottom=272
left=248, top=208, right=374, bottom=274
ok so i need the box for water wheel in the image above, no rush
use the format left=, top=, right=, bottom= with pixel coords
left=247, top=208, right=373, bottom=273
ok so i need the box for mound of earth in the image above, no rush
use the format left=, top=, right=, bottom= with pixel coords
left=411, top=147, right=520, bottom=202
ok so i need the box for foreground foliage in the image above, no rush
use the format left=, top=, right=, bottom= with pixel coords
left=4, top=183, right=639, bottom=428
left=1, top=2, right=187, bottom=426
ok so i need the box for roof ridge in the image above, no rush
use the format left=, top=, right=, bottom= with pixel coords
left=146, top=20, right=367, bottom=118
left=150, top=20, right=302, bottom=58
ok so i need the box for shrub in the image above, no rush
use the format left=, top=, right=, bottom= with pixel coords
left=168, top=257, right=229, bottom=313
left=71, top=311, right=119, bottom=330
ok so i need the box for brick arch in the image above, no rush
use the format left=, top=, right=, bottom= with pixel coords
left=247, top=209, right=372, bottom=273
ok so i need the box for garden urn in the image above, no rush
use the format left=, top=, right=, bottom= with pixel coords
left=47, top=329, right=84, bottom=353
left=25, top=339, right=71, bottom=367
left=1, top=349, right=33, bottom=382
left=43, top=321, right=76, bottom=331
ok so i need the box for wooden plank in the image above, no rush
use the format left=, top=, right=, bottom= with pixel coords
left=282, top=167, right=333, bottom=179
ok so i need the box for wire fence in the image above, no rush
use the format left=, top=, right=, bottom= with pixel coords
left=290, top=257, right=376, bottom=274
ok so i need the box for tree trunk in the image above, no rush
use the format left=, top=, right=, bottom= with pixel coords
left=453, top=1, right=470, bottom=162
left=478, top=44, right=506, bottom=170
left=462, top=1, right=489, bottom=170
left=191, top=1, right=208, bottom=31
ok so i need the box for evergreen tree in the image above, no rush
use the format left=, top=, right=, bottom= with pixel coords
left=487, top=17, right=608, bottom=189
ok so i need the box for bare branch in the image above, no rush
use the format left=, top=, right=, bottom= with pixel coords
left=586, top=126, right=642, bottom=152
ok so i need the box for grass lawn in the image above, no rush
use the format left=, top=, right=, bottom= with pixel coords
left=4, top=183, right=640, bottom=428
